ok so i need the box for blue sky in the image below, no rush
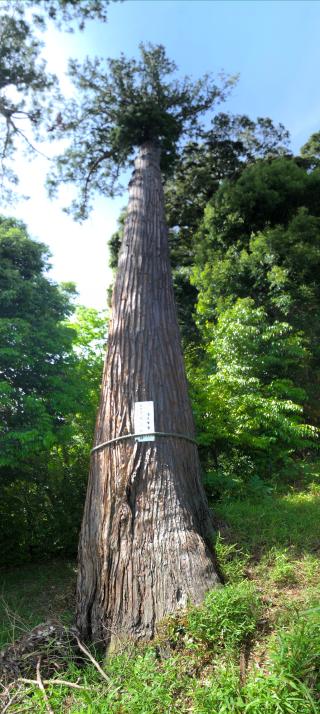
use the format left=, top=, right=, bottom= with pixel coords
left=91, top=0, right=320, bottom=151
left=7, top=0, right=320, bottom=310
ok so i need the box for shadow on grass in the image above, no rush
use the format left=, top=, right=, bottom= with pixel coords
left=0, top=559, right=76, bottom=648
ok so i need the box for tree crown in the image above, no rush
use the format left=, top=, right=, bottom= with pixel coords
left=49, top=44, right=235, bottom=218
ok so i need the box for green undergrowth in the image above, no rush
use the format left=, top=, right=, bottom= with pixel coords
left=1, top=462, right=320, bottom=713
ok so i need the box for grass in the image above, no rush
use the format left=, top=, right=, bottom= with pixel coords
left=215, top=484, right=320, bottom=554
left=1, top=462, right=320, bottom=713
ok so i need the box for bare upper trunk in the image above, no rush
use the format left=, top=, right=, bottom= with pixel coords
left=76, top=141, right=221, bottom=648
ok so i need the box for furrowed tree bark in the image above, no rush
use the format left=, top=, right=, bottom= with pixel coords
left=76, top=141, right=221, bottom=648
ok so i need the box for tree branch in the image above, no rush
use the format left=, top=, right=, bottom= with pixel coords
left=75, top=636, right=111, bottom=682
left=82, top=149, right=113, bottom=206
left=19, top=677, right=89, bottom=690
left=36, top=659, right=54, bottom=714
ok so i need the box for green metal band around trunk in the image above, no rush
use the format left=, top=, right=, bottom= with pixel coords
left=91, top=431, right=198, bottom=453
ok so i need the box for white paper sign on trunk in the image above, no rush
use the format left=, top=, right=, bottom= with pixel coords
left=134, top=401, right=155, bottom=442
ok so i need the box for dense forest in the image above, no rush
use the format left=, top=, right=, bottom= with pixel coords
left=1, top=1, right=320, bottom=712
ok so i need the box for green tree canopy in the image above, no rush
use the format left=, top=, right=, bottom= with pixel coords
left=194, top=157, right=320, bottom=264
left=0, top=219, right=106, bottom=563
left=0, top=216, right=77, bottom=467
left=165, top=114, right=290, bottom=262
left=300, top=130, right=320, bottom=166
left=191, top=153, right=320, bottom=439
left=193, top=157, right=320, bottom=337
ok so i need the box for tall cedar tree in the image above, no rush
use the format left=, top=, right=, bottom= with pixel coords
left=108, top=114, right=290, bottom=346
left=51, top=45, right=233, bottom=646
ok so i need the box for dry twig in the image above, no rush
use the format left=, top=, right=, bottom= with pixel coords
left=2, top=689, right=23, bottom=713
left=75, top=637, right=110, bottom=683
left=20, top=677, right=89, bottom=690
left=0, top=684, right=33, bottom=714
left=36, top=658, right=54, bottom=714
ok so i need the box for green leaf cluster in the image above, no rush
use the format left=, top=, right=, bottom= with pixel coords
left=187, top=581, right=261, bottom=653
left=188, top=299, right=318, bottom=477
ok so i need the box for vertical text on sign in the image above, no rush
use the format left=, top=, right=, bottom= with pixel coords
left=134, top=401, right=155, bottom=442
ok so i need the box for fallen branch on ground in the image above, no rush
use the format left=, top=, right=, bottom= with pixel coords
left=36, top=658, right=54, bottom=714
left=19, top=677, right=89, bottom=690
left=75, top=637, right=110, bottom=683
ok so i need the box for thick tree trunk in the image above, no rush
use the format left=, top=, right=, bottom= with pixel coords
left=76, top=142, right=221, bottom=648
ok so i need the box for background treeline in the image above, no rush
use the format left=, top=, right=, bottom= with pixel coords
left=0, top=217, right=106, bottom=564
left=1, top=114, right=320, bottom=565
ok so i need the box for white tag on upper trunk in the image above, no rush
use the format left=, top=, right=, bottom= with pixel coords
left=134, top=401, right=155, bottom=442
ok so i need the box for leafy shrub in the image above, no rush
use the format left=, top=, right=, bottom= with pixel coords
left=239, top=608, right=320, bottom=713
left=203, top=451, right=273, bottom=501
left=187, top=582, right=261, bottom=652
left=272, top=609, right=320, bottom=694
left=243, top=671, right=318, bottom=713
left=243, top=610, right=320, bottom=713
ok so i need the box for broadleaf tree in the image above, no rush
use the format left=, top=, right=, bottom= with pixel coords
left=0, top=216, right=75, bottom=562
left=188, top=299, right=318, bottom=478
left=51, top=44, right=234, bottom=647
left=192, top=156, right=320, bottom=425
